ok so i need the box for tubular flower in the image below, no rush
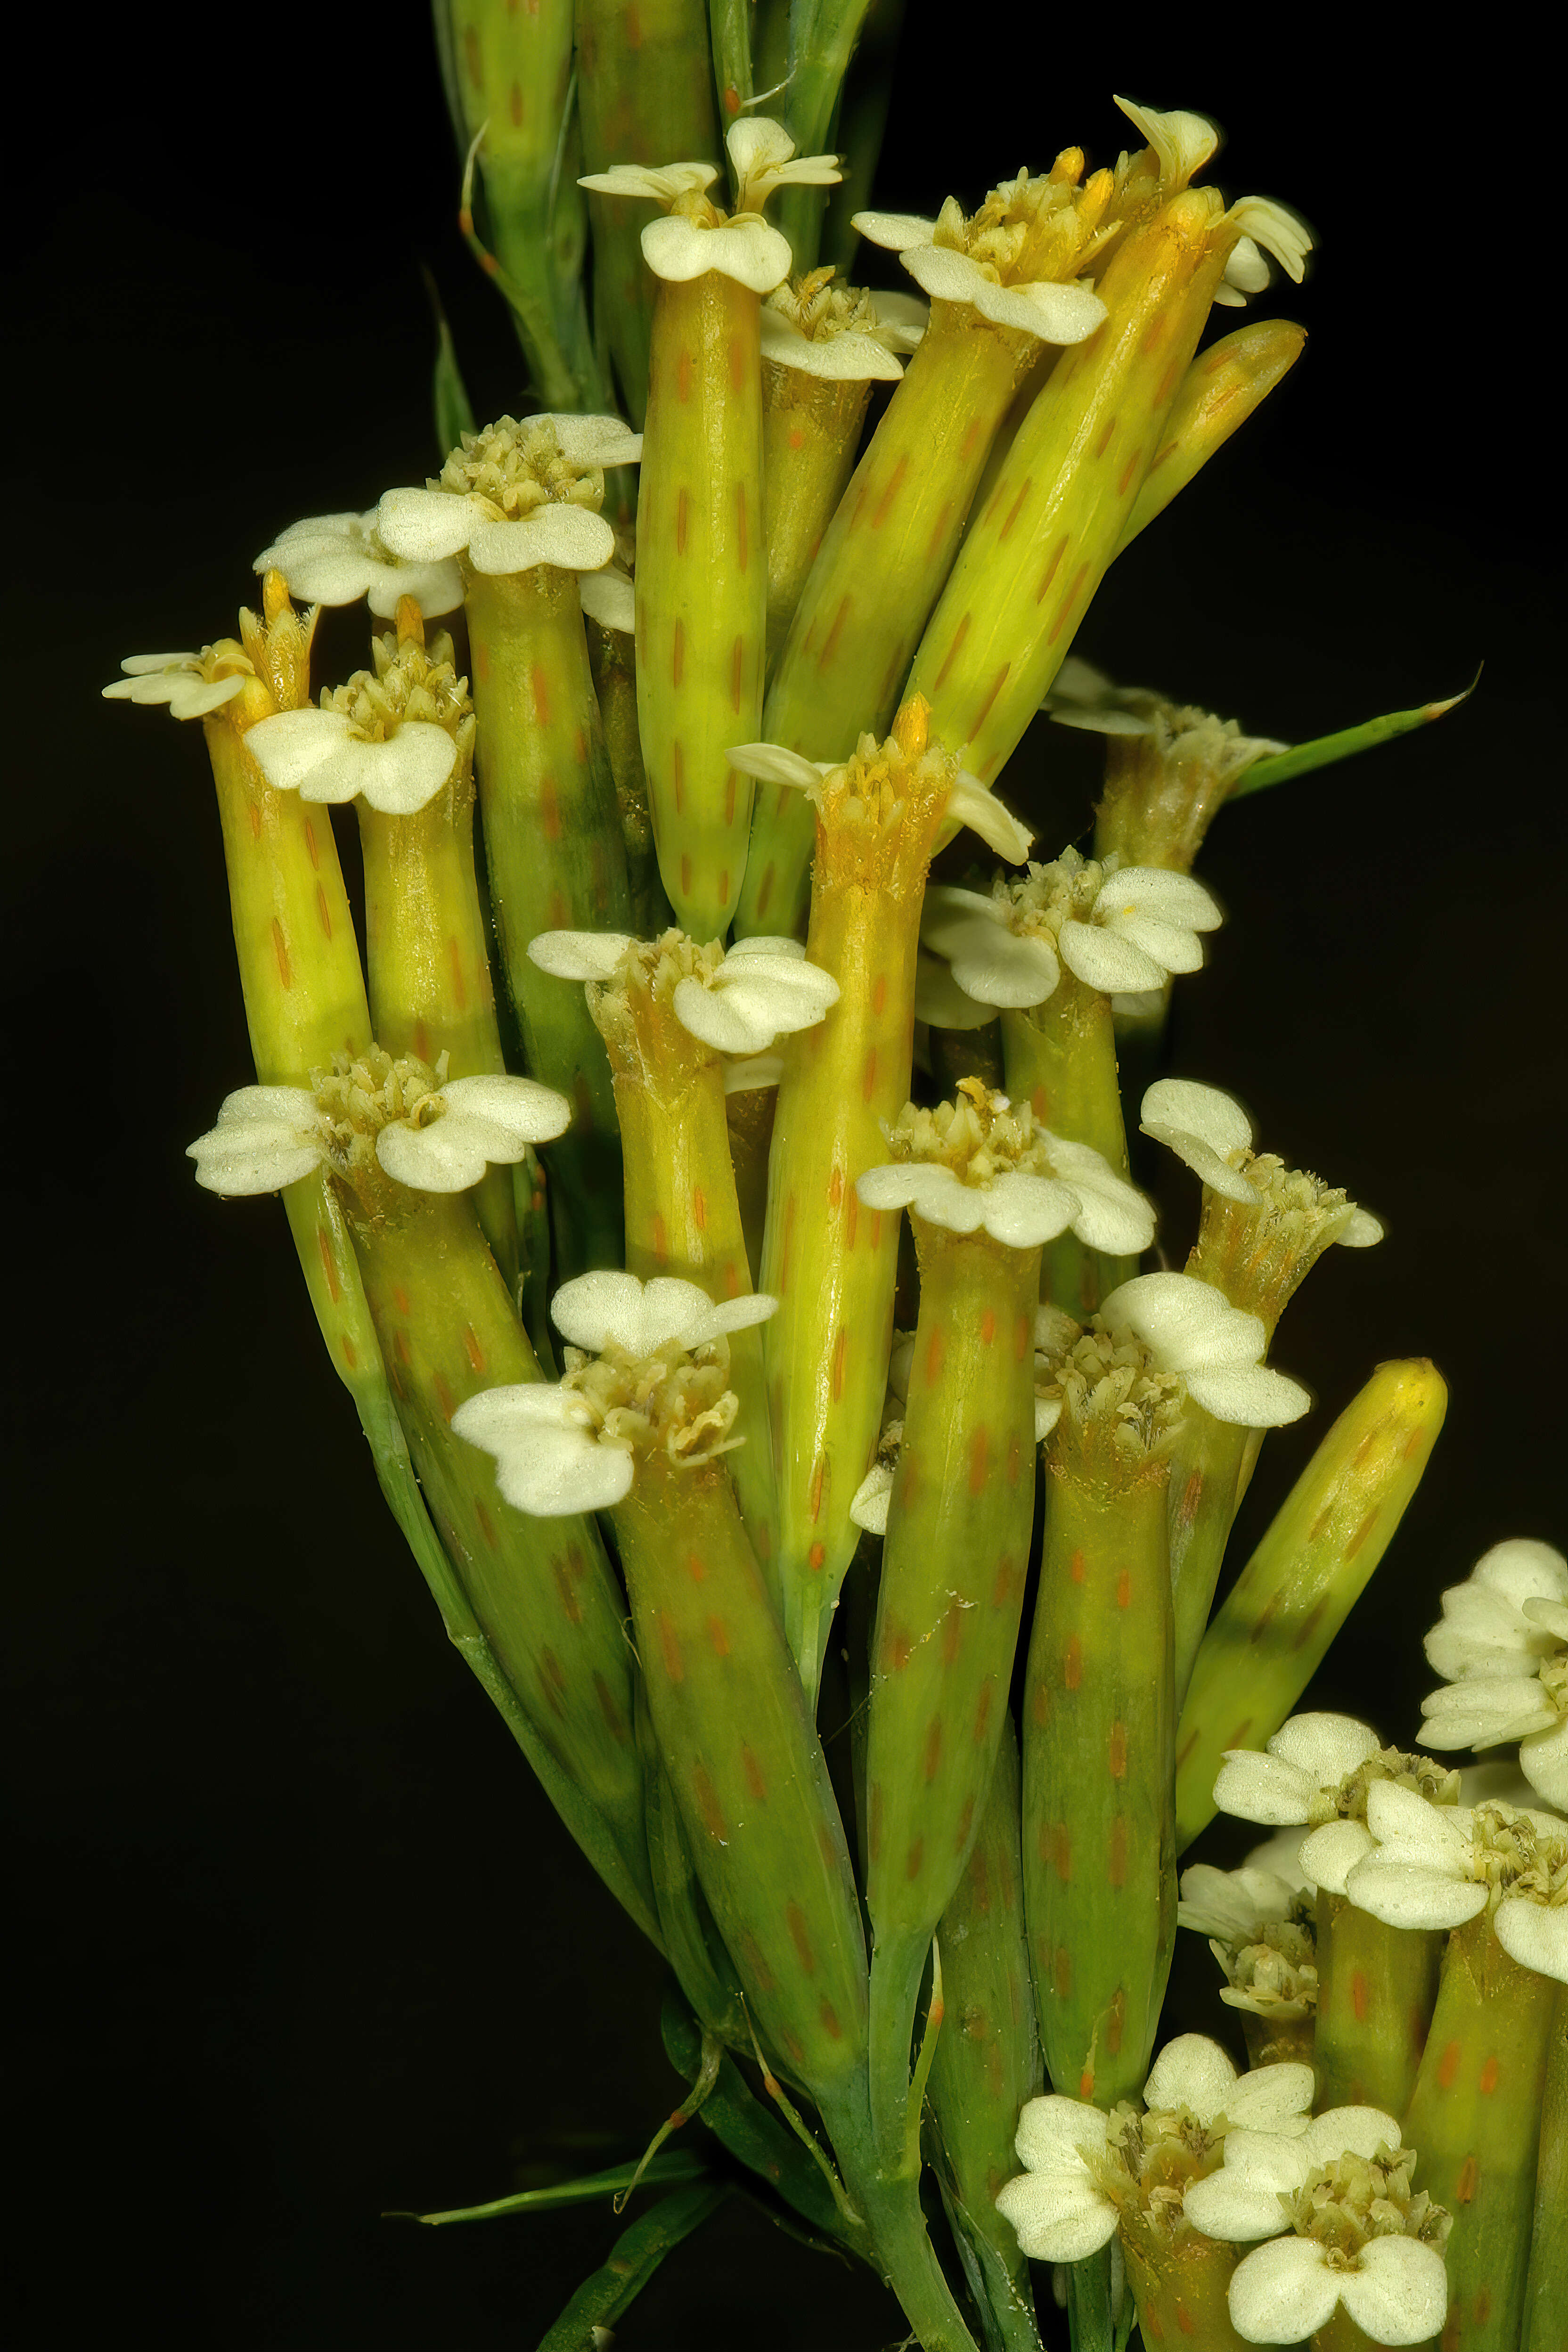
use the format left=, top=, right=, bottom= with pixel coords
left=1344, top=1784, right=1568, bottom=1981
left=527, top=928, right=840, bottom=1056
left=857, top=1085, right=1154, bottom=1254
left=1419, top=1538, right=1568, bottom=1809
left=727, top=735, right=1034, bottom=867
left=253, top=508, right=462, bottom=619
left=1177, top=1864, right=1318, bottom=2030
left=580, top=117, right=841, bottom=294
left=377, top=413, right=641, bottom=579
left=452, top=1272, right=778, bottom=1515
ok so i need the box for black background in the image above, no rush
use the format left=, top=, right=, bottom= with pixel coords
left=6, top=11, right=1564, bottom=2348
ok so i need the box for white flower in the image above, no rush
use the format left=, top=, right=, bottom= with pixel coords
left=1420, top=1540, right=1568, bottom=1809
left=1142, top=2034, right=1313, bottom=2138
left=578, top=564, right=636, bottom=636
left=1185, top=2106, right=1405, bottom=2243
left=526, top=931, right=840, bottom=1055
left=1344, top=1782, right=1568, bottom=1978
left=103, top=653, right=248, bottom=723
left=374, top=1074, right=571, bottom=1192
left=1140, top=1076, right=1385, bottom=1240
left=452, top=1273, right=779, bottom=1516
left=920, top=887, right=1063, bottom=1012
left=759, top=285, right=925, bottom=382
left=858, top=1135, right=1153, bottom=1255
left=377, top=416, right=638, bottom=579
left=1112, top=95, right=1220, bottom=190
left=994, top=2097, right=1119, bottom=2263
left=725, top=739, right=1033, bottom=865
left=1058, top=868, right=1223, bottom=995
left=188, top=1086, right=329, bottom=1194
left=584, top=119, right=840, bottom=293
left=1227, top=2230, right=1447, bottom=2345
left=244, top=707, right=457, bottom=814
left=851, top=211, right=1106, bottom=344
left=849, top=1462, right=895, bottom=1537
left=1098, top=1272, right=1310, bottom=1427
left=1177, top=1864, right=1304, bottom=1947
left=253, top=510, right=463, bottom=619
left=1213, top=1714, right=1381, bottom=1831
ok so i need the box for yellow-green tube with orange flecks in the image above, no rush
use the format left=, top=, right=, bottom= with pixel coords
left=335, top=1148, right=653, bottom=1915
left=637, top=270, right=767, bottom=939
left=1403, top=1910, right=1558, bottom=2352
left=758, top=705, right=957, bottom=1705
left=907, top=193, right=1241, bottom=784
left=1021, top=1342, right=1179, bottom=2108
left=1000, top=978, right=1133, bottom=1318
left=927, top=1724, right=1045, bottom=2352
left=574, top=0, right=719, bottom=429
left=1111, top=316, right=1306, bottom=561
left=738, top=302, right=1036, bottom=939
left=761, top=359, right=877, bottom=672
left=1523, top=1983, right=1568, bottom=2352
left=865, top=1218, right=1040, bottom=2162
left=1175, top=1359, right=1447, bottom=1854
left=585, top=611, right=670, bottom=936
left=587, top=943, right=778, bottom=1584
left=466, top=562, right=629, bottom=1269
left=1313, top=1890, right=1443, bottom=2117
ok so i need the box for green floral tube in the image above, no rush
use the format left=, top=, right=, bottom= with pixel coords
left=583, top=602, right=670, bottom=936
left=908, top=193, right=1258, bottom=784
left=927, top=1725, right=1044, bottom=2352
left=1001, top=979, right=1130, bottom=1316
left=612, top=1449, right=867, bottom=2099
left=1167, top=1405, right=1251, bottom=1707
left=574, top=0, right=719, bottom=427
left=1021, top=1334, right=1180, bottom=2106
left=1403, top=1914, right=1558, bottom=2352
left=1119, top=2228, right=1251, bottom=2352
left=587, top=941, right=778, bottom=1578
left=338, top=1165, right=650, bottom=1902
left=1523, top=1984, right=1568, bottom=2352
left=638, top=268, right=768, bottom=937
left=1111, top=317, right=1306, bottom=561
left=755, top=710, right=962, bottom=1702
left=1312, top=1892, right=1442, bottom=2116
left=865, top=1217, right=1040, bottom=2157
left=738, top=155, right=1116, bottom=937
left=1174, top=1359, right=1447, bottom=1853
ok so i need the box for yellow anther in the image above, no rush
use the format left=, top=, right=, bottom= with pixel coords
left=892, top=693, right=931, bottom=760
left=261, top=568, right=293, bottom=627
left=394, top=596, right=426, bottom=651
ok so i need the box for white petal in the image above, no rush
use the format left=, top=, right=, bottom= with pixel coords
left=921, top=886, right=1008, bottom=956
left=350, top=724, right=460, bottom=815
left=1112, top=96, right=1220, bottom=187
left=1270, top=1713, right=1382, bottom=1786
left=724, top=114, right=797, bottom=186
left=1177, top=1863, right=1297, bottom=1942
left=1362, top=1780, right=1473, bottom=1864
left=1228, top=197, right=1313, bottom=285
left=1225, top=237, right=1271, bottom=294
left=643, top=212, right=790, bottom=292
left=1337, top=1207, right=1384, bottom=1247
left=722, top=1051, right=785, bottom=1093
left=968, top=274, right=1106, bottom=344
left=1184, top=2140, right=1312, bottom=2241
left=1034, top=1394, right=1062, bottom=1443
left=1098, top=1271, right=1263, bottom=1375
left=760, top=308, right=905, bottom=381
left=1058, top=918, right=1166, bottom=996
left=451, top=1385, right=634, bottom=1516
left=945, top=775, right=1032, bottom=863
left=438, top=1075, right=573, bottom=1149
left=725, top=740, right=829, bottom=794
left=187, top=1084, right=327, bottom=1194
left=1141, top=1079, right=1254, bottom=1159
left=376, top=1117, right=489, bottom=1192
left=994, top=2168, right=1118, bottom=2264
left=1212, top=1751, right=1315, bottom=1826
left=167, top=672, right=250, bottom=720
left=1303, top=2107, right=1402, bottom=2165
left=850, top=209, right=936, bottom=252
left=1096, top=867, right=1223, bottom=930
left=1338, top=2236, right=1450, bottom=2345
left=1143, top=2034, right=1236, bottom=2124
left=915, top=954, right=1000, bottom=1031
left=376, top=486, right=477, bottom=563
left=526, top=931, right=634, bottom=982
left=1476, top=1538, right=1568, bottom=1609
left=1524, top=1594, right=1568, bottom=1641
left=578, top=161, right=719, bottom=204
left=980, top=1173, right=1083, bottom=1248
left=578, top=566, right=637, bottom=635
left=1183, top=1365, right=1312, bottom=1428
left=950, top=923, right=1061, bottom=1010
left=1227, top=2237, right=1339, bottom=2340
left=1494, top=1896, right=1568, bottom=1983
left=1142, top=1120, right=1260, bottom=1204
left=1221, top=2064, right=1316, bottom=2134
left=855, top=1163, right=981, bottom=1228
left=1520, top=1720, right=1568, bottom=1809
left=547, top=413, right=644, bottom=469
left=244, top=708, right=353, bottom=793
left=1345, top=1857, right=1486, bottom=1933
left=672, top=973, right=773, bottom=1054
left=259, top=541, right=375, bottom=605
left=1296, top=1819, right=1374, bottom=1897
left=849, top=1464, right=892, bottom=1536
left=551, top=1270, right=661, bottom=1356
left=1421, top=1679, right=1558, bottom=1748
left=466, top=507, right=615, bottom=577
left=1112, top=913, right=1206, bottom=974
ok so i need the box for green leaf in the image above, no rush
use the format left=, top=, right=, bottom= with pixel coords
left=1228, top=672, right=1478, bottom=800
left=534, top=2181, right=730, bottom=2350
left=388, top=2148, right=710, bottom=2226
left=422, top=267, right=475, bottom=461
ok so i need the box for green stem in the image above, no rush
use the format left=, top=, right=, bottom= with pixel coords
left=1523, top=1981, right=1568, bottom=2351
left=1000, top=981, right=1132, bottom=1316
left=818, top=2076, right=983, bottom=2352
left=1313, top=1891, right=1442, bottom=2117
left=1168, top=1405, right=1251, bottom=1710
left=1065, top=2242, right=1114, bottom=2352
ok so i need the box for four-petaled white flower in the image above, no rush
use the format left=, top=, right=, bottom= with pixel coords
left=103, top=653, right=249, bottom=723
left=1143, top=2034, right=1314, bottom=2136
left=726, top=739, right=1033, bottom=866
left=1420, top=1538, right=1568, bottom=1810
left=245, top=707, right=457, bottom=814
left=377, top=414, right=640, bottom=579
left=1212, top=1715, right=1382, bottom=1896
left=1343, top=1781, right=1568, bottom=1982
left=850, top=214, right=1106, bottom=346
left=253, top=510, right=463, bottom=619
left=188, top=1085, right=332, bottom=1194
left=760, top=284, right=926, bottom=382
left=451, top=1273, right=778, bottom=1516
left=858, top=1135, right=1154, bottom=1256
left=1185, top=2104, right=1404, bottom=2243
left=1098, top=1271, right=1310, bottom=1428
left=581, top=119, right=841, bottom=294
left=1139, top=1078, right=1384, bottom=1241
left=1227, top=2228, right=1448, bottom=2347
left=187, top=1074, right=570, bottom=1199
left=919, top=865, right=1223, bottom=1017
left=526, top=930, right=841, bottom=1056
